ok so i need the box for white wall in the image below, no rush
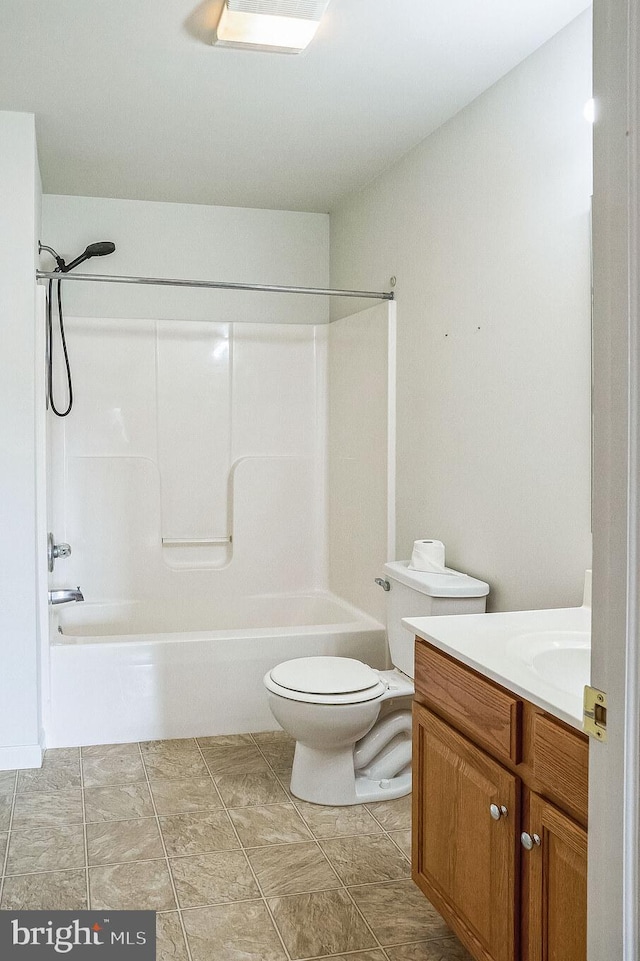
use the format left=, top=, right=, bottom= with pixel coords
left=0, top=112, right=43, bottom=768
left=41, top=195, right=329, bottom=325
left=330, top=13, right=593, bottom=612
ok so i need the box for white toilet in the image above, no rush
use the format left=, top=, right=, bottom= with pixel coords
left=264, top=560, right=489, bottom=805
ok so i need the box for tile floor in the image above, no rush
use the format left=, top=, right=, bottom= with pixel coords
left=0, top=733, right=472, bottom=961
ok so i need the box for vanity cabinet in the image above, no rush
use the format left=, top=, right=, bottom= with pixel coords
left=412, top=639, right=588, bottom=961
left=414, top=706, right=519, bottom=961
left=524, top=792, right=587, bottom=961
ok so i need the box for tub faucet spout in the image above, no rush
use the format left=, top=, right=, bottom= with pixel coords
left=48, top=587, right=84, bottom=605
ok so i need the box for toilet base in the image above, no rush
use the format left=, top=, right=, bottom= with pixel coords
left=289, top=720, right=412, bottom=806
left=352, top=769, right=411, bottom=804
left=290, top=770, right=411, bottom=806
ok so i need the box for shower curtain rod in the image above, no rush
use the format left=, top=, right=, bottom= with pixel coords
left=36, top=270, right=394, bottom=301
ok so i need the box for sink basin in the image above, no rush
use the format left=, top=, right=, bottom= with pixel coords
left=506, top=630, right=590, bottom=696
left=531, top=645, right=591, bottom=684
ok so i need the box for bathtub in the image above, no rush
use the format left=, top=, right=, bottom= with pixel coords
left=45, top=592, right=387, bottom=749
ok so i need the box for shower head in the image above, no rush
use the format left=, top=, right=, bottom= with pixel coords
left=61, top=241, right=116, bottom=273
left=85, top=242, right=116, bottom=257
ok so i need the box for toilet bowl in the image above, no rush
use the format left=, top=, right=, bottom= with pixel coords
left=264, top=560, right=489, bottom=806
left=264, top=656, right=414, bottom=805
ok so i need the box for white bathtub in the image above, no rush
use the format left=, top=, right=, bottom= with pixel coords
left=46, top=593, right=387, bottom=749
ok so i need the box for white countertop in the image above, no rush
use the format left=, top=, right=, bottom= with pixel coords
left=404, top=604, right=591, bottom=730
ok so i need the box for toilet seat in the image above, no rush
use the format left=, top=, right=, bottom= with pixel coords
left=264, top=656, right=387, bottom=705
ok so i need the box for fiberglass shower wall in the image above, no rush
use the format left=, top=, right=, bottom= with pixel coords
left=47, top=317, right=328, bottom=604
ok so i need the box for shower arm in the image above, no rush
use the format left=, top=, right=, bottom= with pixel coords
left=38, top=243, right=66, bottom=272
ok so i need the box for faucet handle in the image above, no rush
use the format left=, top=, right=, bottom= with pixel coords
left=47, top=533, right=71, bottom=572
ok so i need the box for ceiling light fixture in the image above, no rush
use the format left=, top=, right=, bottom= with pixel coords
left=214, top=0, right=332, bottom=54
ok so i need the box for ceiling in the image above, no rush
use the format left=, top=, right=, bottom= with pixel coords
left=0, top=0, right=590, bottom=213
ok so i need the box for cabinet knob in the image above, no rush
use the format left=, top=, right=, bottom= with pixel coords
left=489, top=803, right=508, bottom=821
left=521, top=832, right=542, bottom=850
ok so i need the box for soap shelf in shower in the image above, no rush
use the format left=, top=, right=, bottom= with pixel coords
left=162, top=536, right=232, bottom=546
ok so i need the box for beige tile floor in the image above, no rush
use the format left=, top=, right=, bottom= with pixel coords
left=0, top=733, right=472, bottom=961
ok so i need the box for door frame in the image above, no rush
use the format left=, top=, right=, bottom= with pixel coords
left=590, top=0, right=640, bottom=956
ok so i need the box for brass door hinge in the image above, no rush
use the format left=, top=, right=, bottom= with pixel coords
left=583, top=685, right=607, bottom=741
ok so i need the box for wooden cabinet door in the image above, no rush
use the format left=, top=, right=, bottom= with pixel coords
left=524, top=791, right=587, bottom=961
left=413, top=704, right=519, bottom=961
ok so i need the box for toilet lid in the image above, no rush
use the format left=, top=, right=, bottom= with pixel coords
left=270, top=657, right=381, bottom=696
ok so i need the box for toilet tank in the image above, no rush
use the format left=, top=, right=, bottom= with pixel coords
left=383, top=561, right=489, bottom=678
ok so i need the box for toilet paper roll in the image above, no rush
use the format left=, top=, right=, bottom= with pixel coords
left=409, top=539, right=448, bottom=573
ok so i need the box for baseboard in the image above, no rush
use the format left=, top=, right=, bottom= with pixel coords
left=0, top=743, right=43, bottom=771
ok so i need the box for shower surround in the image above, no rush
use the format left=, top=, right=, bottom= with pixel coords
left=44, top=305, right=394, bottom=747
